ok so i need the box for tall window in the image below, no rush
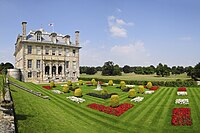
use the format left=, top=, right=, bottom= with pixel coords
left=72, top=49, right=76, bottom=56
left=66, top=61, right=69, bottom=68
left=73, top=61, right=76, bottom=69
left=37, top=72, right=40, bottom=77
left=27, top=60, right=32, bottom=68
left=66, top=48, right=69, bottom=56
left=37, top=33, right=42, bottom=41
left=27, top=45, right=32, bottom=54
left=36, top=60, right=41, bottom=69
left=28, top=72, right=32, bottom=78
left=52, top=47, right=56, bottom=55
left=45, top=46, right=49, bottom=55
left=36, top=46, right=41, bottom=55
left=58, top=48, right=62, bottom=56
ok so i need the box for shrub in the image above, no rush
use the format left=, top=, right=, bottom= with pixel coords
left=91, top=79, right=96, bottom=84
left=138, top=85, right=145, bottom=94
left=67, top=80, right=72, bottom=86
left=50, top=81, right=55, bottom=88
left=63, top=86, right=69, bottom=93
left=128, top=89, right=136, bottom=98
left=74, top=88, right=82, bottom=97
left=101, top=89, right=109, bottom=95
left=120, top=84, right=126, bottom=91
left=146, top=82, right=152, bottom=89
left=79, top=80, right=83, bottom=85
left=108, top=80, right=114, bottom=86
left=93, top=81, right=98, bottom=86
left=120, top=81, right=126, bottom=87
left=110, top=95, right=120, bottom=108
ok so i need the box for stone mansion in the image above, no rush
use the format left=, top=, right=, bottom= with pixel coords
left=14, top=22, right=81, bottom=83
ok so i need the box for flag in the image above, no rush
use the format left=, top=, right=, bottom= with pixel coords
left=49, top=23, right=54, bottom=26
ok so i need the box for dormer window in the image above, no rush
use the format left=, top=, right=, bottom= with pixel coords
left=35, top=31, right=42, bottom=42
left=49, top=33, right=57, bottom=43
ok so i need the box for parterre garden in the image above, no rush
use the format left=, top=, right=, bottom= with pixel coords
left=7, top=77, right=200, bottom=133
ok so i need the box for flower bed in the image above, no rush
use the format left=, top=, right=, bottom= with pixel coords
left=42, top=86, right=51, bottom=90
left=149, top=86, right=159, bottom=90
left=66, top=96, right=85, bottom=103
left=177, top=91, right=187, bottom=96
left=87, top=103, right=134, bottom=116
left=175, top=99, right=189, bottom=105
left=178, top=87, right=186, bottom=91
left=172, top=108, right=192, bottom=126
left=144, top=90, right=154, bottom=94
left=86, top=93, right=118, bottom=99
left=130, top=96, right=144, bottom=102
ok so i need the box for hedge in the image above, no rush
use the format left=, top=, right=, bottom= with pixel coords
left=79, top=77, right=198, bottom=87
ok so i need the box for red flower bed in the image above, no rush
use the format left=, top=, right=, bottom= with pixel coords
left=178, top=87, right=186, bottom=91
left=149, top=86, right=159, bottom=90
left=172, top=108, right=192, bottom=126
left=87, top=103, right=134, bottom=116
left=42, top=86, right=51, bottom=90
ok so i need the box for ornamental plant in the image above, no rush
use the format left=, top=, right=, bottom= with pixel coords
left=121, top=84, right=126, bottom=91
left=67, top=80, right=72, bottom=86
left=120, top=81, right=126, bottom=87
left=79, top=80, right=83, bottom=85
left=146, top=82, right=152, bottom=89
left=74, top=88, right=82, bottom=97
left=110, top=95, right=120, bottom=108
left=108, top=80, right=113, bottom=86
left=91, top=79, right=96, bottom=84
left=128, top=89, right=136, bottom=98
left=101, top=89, right=109, bottom=95
left=93, top=81, right=98, bottom=86
left=138, top=85, right=145, bottom=94
left=63, top=86, right=69, bottom=93
left=50, top=81, right=55, bottom=88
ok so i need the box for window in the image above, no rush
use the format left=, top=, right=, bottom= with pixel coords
left=52, top=47, right=56, bottom=55
left=27, top=45, right=32, bottom=54
left=37, top=72, right=40, bottom=77
left=36, top=46, right=41, bottom=55
left=36, top=60, right=41, bottom=69
left=27, top=60, right=32, bottom=68
left=66, top=61, right=69, bottom=68
left=52, top=37, right=57, bottom=43
left=45, top=46, right=49, bottom=55
left=58, top=48, right=62, bottom=56
left=28, top=72, right=32, bottom=78
left=73, top=61, right=76, bottom=69
left=73, top=72, right=76, bottom=77
left=37, top=33, right=42, bottom=41
left=66, top=48, right=69, bottom=56
left=72, top=49, right=76, bottom=56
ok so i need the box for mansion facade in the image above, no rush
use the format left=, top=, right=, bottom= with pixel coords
left=14, top=22, right=81, bottom=83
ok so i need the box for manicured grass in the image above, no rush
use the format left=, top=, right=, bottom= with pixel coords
left=80, top=72, right=190, bottom=81
left=8, top=77, right=200, bottom=133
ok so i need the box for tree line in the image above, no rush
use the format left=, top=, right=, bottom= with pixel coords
left=80, top=61, right=200, bottom=79
left=0, top=62, right=14, bottom=74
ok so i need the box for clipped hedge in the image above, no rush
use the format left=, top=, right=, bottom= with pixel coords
left=110, top=95, right=120, bottom=108
left=79, top=77, right=198, bottom=87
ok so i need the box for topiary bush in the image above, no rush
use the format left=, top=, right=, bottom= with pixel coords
left=146, top=82, right=152, bottom=89
left=93, top=81, right=98, bottom=86
left=128, top=89, right=136, bottom=98
left=67, top=80, right=72, bottom=86
left=79, top=80, right=83, bottom=85
left=138, top=85, right=144, bottom=94
left=108, top=80, right=113, bottom=86
left=101, top=89, right=109, bottom=96
left=91, top=79, right=96, bottom=83
left=74, top=88, right=82, bottom=97
left=120, top=81, right=126, bottom=87
left=63, top=85, right=69, bottom=93
left=50, top=81, right=55, bottom=88
left=110, top=95, right=120, bottom=108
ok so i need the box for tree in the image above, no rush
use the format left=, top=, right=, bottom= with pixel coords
left=185, top=66, right=193, bottom=77
left=0, top=62, right=14, bottom=74
left=85, top=67, right=97, bottom=75
left=113, top=65, right=122, bottom=76
left=191, top=62, right=200, bottom=79
left=96, top=66, right=102, bottom=71
left=156, top=63, right=170, bottom=77
left=123, top=65, right=131, bottom=73
left=102, top=61, right=121, bottom=76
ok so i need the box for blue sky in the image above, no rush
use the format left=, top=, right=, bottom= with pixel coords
left=0, top=0, right=200, bottom=67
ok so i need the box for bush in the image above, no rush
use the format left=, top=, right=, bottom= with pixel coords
left=101, top=89, right=109, bottom=95
left=120, top=84, right=126, bottom=91
left=93, top=81, right=98, bottom=86
left=138, top=85, right=144, bottom=94
left=74, top=88, right=82, bottom=97
left=63, top=86, right=69, bottom=93
left=108, top=80, right=113, bottom=86
left=91, top=79, right=96, bottom=83
left=50, top=81, right=55, bottom=88
left=67, top=80, right=72, bottom=86
left=146, top=82, right=152, bottom=89
left=110, top=95, right=120, bottom=108
left=128, top=89, right=136, bottom=98
left=120, top=81, right=126, bottom=87
left=79, top=80, right=83, bottom=85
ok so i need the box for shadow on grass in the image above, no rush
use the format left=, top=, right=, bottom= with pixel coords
left=10, top=89, right=17, bottom=92
left=16, top=114, right=34, bottom=120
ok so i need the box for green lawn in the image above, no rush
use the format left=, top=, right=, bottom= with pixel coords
left=8, top=77, right=200, bottom=133
left=80, top=72, right=191, bottom=81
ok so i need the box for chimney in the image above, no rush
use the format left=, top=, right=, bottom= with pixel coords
left=22, top=22, right=27, bottom=40
left=66, top=35, right=70, bottom=45
left=75, top=31, right=79, bottom=46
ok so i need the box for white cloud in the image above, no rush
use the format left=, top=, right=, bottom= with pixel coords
left=179, top=36, right=192, bottom=41
left=108, top=16, right=134, bottom=38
